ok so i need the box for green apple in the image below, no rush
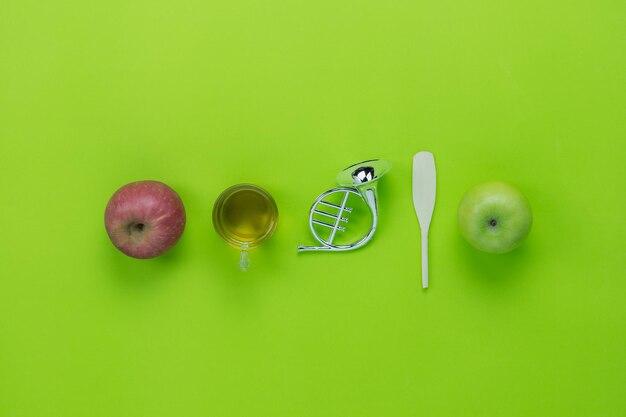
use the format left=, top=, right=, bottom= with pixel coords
left=458, top=181, right=532, bottom=253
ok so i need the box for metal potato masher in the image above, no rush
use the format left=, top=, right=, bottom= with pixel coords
left=298, top=159, right=391, bottom=252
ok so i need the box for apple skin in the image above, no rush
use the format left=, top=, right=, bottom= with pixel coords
left=458, top=181, right=532, bottom=254
left=105, top=181, right=186, bottom=259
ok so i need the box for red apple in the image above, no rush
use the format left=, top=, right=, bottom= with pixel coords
left=105, top=181, right=186, bottom=258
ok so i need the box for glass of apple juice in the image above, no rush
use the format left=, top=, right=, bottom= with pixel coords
left=212, top=184, right=278, bottom=271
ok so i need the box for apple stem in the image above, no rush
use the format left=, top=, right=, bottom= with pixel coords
left=239, top=245, right=250, bottom=272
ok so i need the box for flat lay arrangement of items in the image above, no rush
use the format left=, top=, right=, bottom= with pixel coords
left=104, top=151, right=533, bottom=286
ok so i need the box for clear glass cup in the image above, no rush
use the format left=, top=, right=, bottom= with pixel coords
left=212, top=184, right=278, bottom=271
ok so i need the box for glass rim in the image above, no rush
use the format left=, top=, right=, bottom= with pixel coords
left=212, top=183, right=279, bottom=249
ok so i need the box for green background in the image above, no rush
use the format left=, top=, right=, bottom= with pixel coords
left=1, top=0, right=625, bottom=415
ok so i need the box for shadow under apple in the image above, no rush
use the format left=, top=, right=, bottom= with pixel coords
left=101, top=230, right=188, bottom=293
left=456, top=232, right=533, bottom=295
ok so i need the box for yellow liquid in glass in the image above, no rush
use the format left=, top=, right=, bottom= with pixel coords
left=213, top=185, right=278, bottom=248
